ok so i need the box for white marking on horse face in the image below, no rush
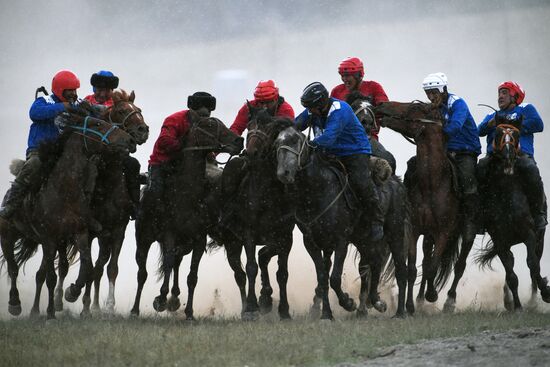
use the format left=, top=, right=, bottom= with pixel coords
left=505, top=134, right=511, bottom=143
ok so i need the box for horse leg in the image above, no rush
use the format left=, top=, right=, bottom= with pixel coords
left=417, top=235, right=432, bottom=304
left=0, top=229, right=21, bottom=316
left=30, top=252, right=48, bottom=318
left=425, top=234, right=447, bottom=303
left=81, top=277, right=93, bottom=318
left=406, top=233, right=419, bottom=315
left=43, top=244, right=58, bottom=320
left=243, top=238, right=259, bottom=320
left=92, top=237, right=111, bottom=312
left=55, top=245, right=69, bottom=312
left=105, top=229, right=124, bottom=313
left=388, top=236, right=408, bottom=318
left=258, top=245, right=276, bottom=314
left=357, top=252, right=369, bottom=318
left=154, top=240, right=176, bottom=313
left=65, top=232, right=92, bottom=303
left=529, top=231, right=546, bottom=307
left=444, top=237, right=474, bottom=313
left=330, top=244, right=356, bottom=312
left=225, top=241, right=246, bottom=315
left=184, top=241, right=205, bottom=321
left=167, top=250, right=183, bottom=313
left=498, top=248, right=522, bottom=311
left=367, top=248, right=386, bottom=314
left=525, top=234, right=550, bottom=303
left=130, top=230, right=154, bottom=317
left=276, top=243, right=292, bottom=320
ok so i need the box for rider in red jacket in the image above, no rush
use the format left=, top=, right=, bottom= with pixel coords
left=230, top=80, right=295, bottom=136
left=330, top=57, right=389, bottom=140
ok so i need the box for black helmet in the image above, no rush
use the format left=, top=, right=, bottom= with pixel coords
left=300, top=82, right=329, bottom=109
left=188, top=91, right=216, bottom=111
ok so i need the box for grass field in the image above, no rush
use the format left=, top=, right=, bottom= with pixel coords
left=1, top=310, right=550, bottom=366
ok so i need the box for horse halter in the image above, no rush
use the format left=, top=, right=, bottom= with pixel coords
left=183, top=117, right=226, bottom=152
left=108, top=102, right=143, bottom=129
left=493, top=123, right=520, bottom=154
left=353, top=100, right=376, bottom=125
left=276, top=129, right=310, bottom=171
left=70, top=116, right=120, bottom=152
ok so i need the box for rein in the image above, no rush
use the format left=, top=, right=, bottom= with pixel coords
left=70, top=116, right=119, bottom=145
left=493, top=124, right=520, bottom=154
left=182, top=117, right=232, bottom=153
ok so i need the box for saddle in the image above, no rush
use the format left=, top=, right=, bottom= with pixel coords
left=446, top=153, right=464, bottom=198
left=317, top=155, right=359, bottom=211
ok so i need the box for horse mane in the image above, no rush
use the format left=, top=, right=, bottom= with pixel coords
left=111, top=89, right=132, bottom=103
left=345, top=91, right=370, bottom=105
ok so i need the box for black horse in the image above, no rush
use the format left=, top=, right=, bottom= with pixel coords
left=275, top=126, right=410, bottom=319
left=476, top=119, right=550, bottom=310
left=213, top=105, right=296, bottom=320
left=130, top=113, right=243, bottom=319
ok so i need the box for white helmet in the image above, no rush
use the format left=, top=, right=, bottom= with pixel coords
left=422, top=72, right=448, bottom=92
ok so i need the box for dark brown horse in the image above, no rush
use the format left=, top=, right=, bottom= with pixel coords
left=130, top=113, right=243, bottom=319
left=0, top=114, right=135, bottom=319
left=376, top=101, right=468, bottom=314
left=476, top=120, right=550, bottom=310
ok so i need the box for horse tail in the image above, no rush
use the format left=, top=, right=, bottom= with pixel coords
left=475, top=237, right=498, bottom=270
left=66, top=242, right=80, bottom=266
left=9, top=159, right=25, bottom=177
left=14, top=237, right=40, bottom=268
left=156, top=243, right=166, bottom=281
left=434, top=233, right=461, bottom=291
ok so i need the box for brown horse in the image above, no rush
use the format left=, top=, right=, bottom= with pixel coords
left=0, top=113, right=135, bottom=319
left=130, top=113, right=243, bottom=319
left=375, top=101, right=467, bottom=314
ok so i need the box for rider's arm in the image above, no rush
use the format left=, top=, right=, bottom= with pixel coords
left=443, top=98, right=469, bottom=137
left=294, top=109, right=311, bottom=131
left=478, top=113, right=495, bottom=137
left=29, top=97, right=66, bottom=121
left=155, top=113, right=187, bottom=154
left=312, top=110, right=345, bottom=148
left=276, top=102, right=295, bottom=120
left=229, top=104, right=249, bottom=136
left=520, top=104, right=544, bottom=135
left=370, top=81, right=389, bottom=106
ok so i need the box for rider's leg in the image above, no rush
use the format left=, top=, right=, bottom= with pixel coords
left=475, top=155, right=491, bottom=234
left=516, top=155, right=547, bottom=229
left=403, top=156, right=417, bottom=192
left=454, top=152, right=479, bottom=240
left=123, top=155, right=141, bottom=220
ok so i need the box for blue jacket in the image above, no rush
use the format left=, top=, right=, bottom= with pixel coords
left=295, top=99, right=371, bottom=157
left=478, top=103, right=543, bottom=158
left=27, top=95, right=66, bottom=155
left=440, top=94, right=481, bottom=155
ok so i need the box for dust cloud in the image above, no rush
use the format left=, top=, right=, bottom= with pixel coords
left=1, top=1, right=549, bottom=318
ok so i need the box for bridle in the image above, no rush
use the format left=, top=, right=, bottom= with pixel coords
left=379, top=102, right=443, bottom=145
left=182, top=117, right=230, bottom=152
left=493, top=123, right=520, bottom=155
left=108, top=101, right=144, bottom=129
left=69, top=116, right=121, bottom=151
left=276, top=129, right=311, bottom=171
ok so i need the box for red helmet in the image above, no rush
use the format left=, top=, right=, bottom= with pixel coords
left=254, top=80, right=279, bottom=102
left=52, top=70, right=80, bottom=101
left=498, top=81, right=525, bottom=104
left=338, top=57, right=364, bottom=78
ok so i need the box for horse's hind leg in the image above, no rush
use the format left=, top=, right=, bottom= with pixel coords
left=388, top=237, right=408, bottom=318
left=55, top=245, right=69, bottom=312
left=0, top=229, right=22, bottom=316
left=105, top=228, right=126, bottom=313
left=417, top=235, right=432, bottom=304
left=167, top=250, right=184, bottom=313
left=529, top=230, right=546, bottom=307
left=130, top=232, right=154, bottom=317
left=406, top=233, right=419, bottom=315
left=44, top=244, right=58, bottom=320
left=444, top=237, right=474, bottom=313
left=525, top=235, right=550, bottom=303
left=30, top=252, right=48, bottom=317
left=357, top=252, right=370, bottom=318
left=498, top=248, right=522, bottom=311
left=276, top=243, right=292, bottom=320
left=92, top=237, right=111, bottom=312
left=304, top=240, right=333, bottom=320
left=367, top=248, right=386, bottom=314
left=226, top=241, right=246, bottom=315
left=258, top=245, right=276, bottom=314
left=154, top=239, right=176, bottom=313
left=65, top=232, right=92, bottom=303
left=184, top=241, right=205, bottom=321
left=330, top=244, right=356, bottom=312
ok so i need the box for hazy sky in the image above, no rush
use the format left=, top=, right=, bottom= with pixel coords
left=1, top=1, right=549, bottom=317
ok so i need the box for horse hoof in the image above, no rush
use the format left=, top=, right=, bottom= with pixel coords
left=309, top=305, right=321, bottom=319
left=185, top=314, right=195, bottom=321
left=153, top=296, right=167, bottom=312
left=259, top=294, right=273, bottom=314
left=373, top=300, right=387, bottom=313
left=392, top=312, right=406, bottom=319
left=46, top=314, right=57, bottom=322
left=356, top=309, right=368, bottom=319
left=443, top=298, right=456, bottom=313
left=167, top=297, right=181, bottom=312
left=340, top=295, right=357, bottom=312
left=541, top=288, right=550, bottom=303
left=320, top=314, right=334, bottom=321
left=425, top=290, right=438, bottom=303
left=242, top=311, right=259, bottom=321
left=80, top=310, right=92, bottom=319
left=130, top=309, right=140, bottom=318
left=279, top=312, right=292, bottom=321
left=64, top=284, right=81, bottom=303
left=8, top=303, right=22, bottom=316
left=29, top=308, right=41, bottom=319
left=54, top=300, right=64, bottom=312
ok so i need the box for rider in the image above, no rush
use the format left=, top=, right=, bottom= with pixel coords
left=295, top=81, right=384, bottom=241
left=0, top=70, right=80, bottom=221
left=84, top=69, right=141, bottom=220
left=406, top=72, right=481, bottom=240
left=230, top=79, right=295, bottom=136
left=330, top=57, right=389, bottom=140
left=146, top=92, right=216, bottom=212
left=477, top=81, right=546, bottom=229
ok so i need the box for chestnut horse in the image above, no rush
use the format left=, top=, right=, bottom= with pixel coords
left=375, top=101, right=469, bottom=314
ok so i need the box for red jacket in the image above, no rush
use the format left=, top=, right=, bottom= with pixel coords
left=330, top=81, right=389, bottom=140
left=230, top=99, right=295, bottom=136
left=148, top=110, right=191, bottom=166
left=84, top=94, right=114, bottom=107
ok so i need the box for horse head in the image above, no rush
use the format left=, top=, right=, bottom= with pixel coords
left=245, top=102, right=276, bottom=159
left=275, top=127, right=309, bottom=184
left=346, top=91, right=376, bottom=135
left=184, top=111, right=243, bottom=155
left=104, top=89, right=150, bottom=145
left=493, top=116, right=522, bottom=175
left=374, top=101, right=443, bottom=142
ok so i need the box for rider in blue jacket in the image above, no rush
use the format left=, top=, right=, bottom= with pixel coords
left=295, top=82, right=383, bottom=241
left=477, top=81, right=546, bottom=229
left=0, top=70, right=80, bottom=221
left=405, top=73, right=481, bottom=240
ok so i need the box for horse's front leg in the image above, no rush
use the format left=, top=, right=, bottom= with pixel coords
left=258, top=245, right=277, bottom=315
left=425, top=233, right=449, bottom=304
left=55, top=245, right=69, bottom=312
left=92, top=237, right=110, bottom=312
left=105, top=227, right=125, bottom=313
left=357, top=250, right=370, bottom=318
left=43, top=244, right=58, bottom=320
left=498, top=248, right=522, bottom=310
left=445, top=235, right=474, bottom=313
left=154, top=240, right=176, bottom=313
left=167, top=250, right=184, bottom=313
left=225, top=241, right=246, bottom=314
left=0, top=229, right=22, bottom=316
left=184, top=239, right=205, bottom=321
left=330, top=243, right=356, bottom=312
left=30, top=251, right=48, bottom=317
left=242, top=235, right=259, bottom=320
left=276, top=240, right=292, bottom=320
left=525, top=233, right=550, bottom=303
left=65, top=232, right=92, bottom=303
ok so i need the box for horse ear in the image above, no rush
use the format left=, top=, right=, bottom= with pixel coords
left=129, top=90, right=135, bottom=103
left=112, top=91, right=120, bottom=103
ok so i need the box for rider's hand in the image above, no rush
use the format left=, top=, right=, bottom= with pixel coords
left=487, top=117, right=496, bottom=128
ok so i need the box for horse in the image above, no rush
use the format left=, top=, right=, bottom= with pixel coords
left=130, top=112, right=243, bottom=319
left=216, top=105, right=296, bottom=320
left=476, top=119, right=550, bottom=310
left=375, top=101, right=470, bottom=314
left=0, top=113, right=135, bottom=319
left=275, top=125, right=410, bottom=319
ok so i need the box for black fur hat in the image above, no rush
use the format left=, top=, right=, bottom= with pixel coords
left=90, top=70, right=119, bottom=89
left=187, top=92, right=216, bottom=111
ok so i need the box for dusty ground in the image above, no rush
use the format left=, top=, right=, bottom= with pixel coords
left=338, top=327, right=550, bottom=367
